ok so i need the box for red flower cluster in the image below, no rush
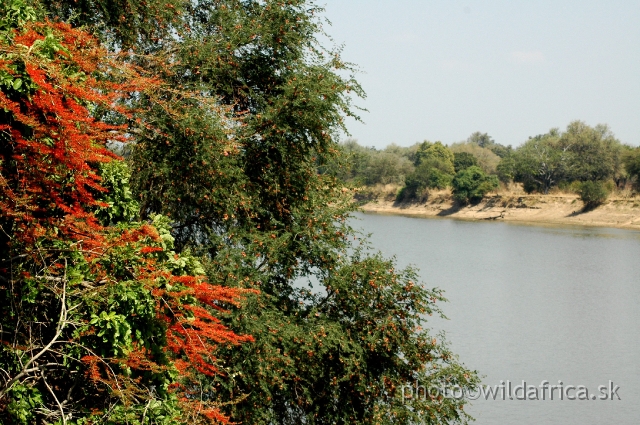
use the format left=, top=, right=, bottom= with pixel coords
left=1, top=21, right=253, bottom=424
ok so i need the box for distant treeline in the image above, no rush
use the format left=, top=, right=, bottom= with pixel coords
left=328, top=121, right=640, bottom=207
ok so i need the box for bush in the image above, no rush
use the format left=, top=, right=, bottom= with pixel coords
left=425, top=168, right=453, bottom=189
left=452, top=166, right=499, bottom=204
left=395, top=186, right=408, bottom=201
left=522, top=178, right=540, bottom=194
left=402, top=164, right=454, bottom=200
left=453, top=151, right=478, bottom=173
left=576, top=181, right=609, bottom=209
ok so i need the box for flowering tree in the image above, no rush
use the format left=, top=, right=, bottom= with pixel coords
left=0, top=5, right=252, bottom=423
left=3, top=1, right=481, bottom=424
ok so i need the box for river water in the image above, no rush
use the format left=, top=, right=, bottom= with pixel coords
left=352, top=212, right=640, bottom=424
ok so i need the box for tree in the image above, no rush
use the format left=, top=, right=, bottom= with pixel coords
left=453, top=151, right=478, bottom=173
left=383, top=142, right=421, bottom=164
left=415, top=141, right=455, bottom=173
left=511, top=122, right=622, bottom=193
left=488, top=143, right=513, bottom=159
left=361, top=152, right=414, bottom=185
left=467, top=131, right=494, bottom=148
left=0, top=8, right=252, bottom=423
left=623, top=147, right=640, bottom=188
left=400, top=141, right=455, bottom=199
left=512, top=133, right=568, bottom=194
left=466, top=132, right=513, bottom=158
left=39, top=0, right=184, bottom=49
left=332, top=141, right=414, bottom=186
left=402, top=165, right=453, bottom=200
left=559, top=121, right=622, bottom=182
left=35, top=1, right=480, bottom=424
left=496, top=153, right=516, bottom=183
left=449, top=142, right=501, bottom=175
left=452, top=166, right=499, bottom=204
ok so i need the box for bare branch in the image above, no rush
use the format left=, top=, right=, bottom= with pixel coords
left=0, top=267, right=68, bottom=397
left=42, top=371, right=67, bottom=425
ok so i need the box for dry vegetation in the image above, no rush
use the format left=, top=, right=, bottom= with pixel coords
left=358, top=182, right=640, bottom=229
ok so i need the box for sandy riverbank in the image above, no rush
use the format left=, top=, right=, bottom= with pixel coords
left=359, top=190, right=640, bottom=230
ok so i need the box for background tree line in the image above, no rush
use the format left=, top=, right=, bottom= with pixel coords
left=336, top=122, right=640, bottom=208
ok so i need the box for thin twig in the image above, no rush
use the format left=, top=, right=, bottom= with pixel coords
left=42, top=371, right=67, bottom=425
left=0, top=266, right=68, bottom=396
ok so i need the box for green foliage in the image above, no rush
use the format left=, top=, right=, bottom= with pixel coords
left=466, top=131, right=511, bottom=158
left=6, top=384, right=43, bottom=425
left=121, top=0, right=364, bottom=251
left=508, top=121, right=622, bottom=193
left=415, top=141, right=455, bottom=173
left=1, top=207, right=244, bottom=423
left=488, top=143, right=513, bottom=158
left=623, top=147, right=640, bottom=188
left=0, top=0, right=38, bottom=31
left=560, top=121, right=622, bottom=182
left=449, top=142, right=501, bottom=175
left=39, top=0, right=184, bottom=48
left=383, top=142, right=421, bottom=164
left=25, top=1, right=480, bottom=424
left=0, top=1, right=39, bottom=98
left=211, top=246, right=479, bottom=425
left=335, top=141, right=414, bottom=186
left=496, top=154, right=516, bottom=183
left=453, top=151, right=478, bottom=173
left=361, top=152, right=414, bottom=185
left=466, top=131, right=494, bottom=148
left=452, top=166, right=499, bottom=204
left=94, top=161, right=140, bottom=226
left=576, top=180, right=609, bottom=209
left=326, top=140, right=417, bottom=187
left=1, top=227, right=159, bottom=422
left=0, top=20, right=248, bottom=419
left=397, top=142, right=456, bottom=199
left=402, top=164, right=453, bottom=200
left=511, top=132, right=566, bottom=193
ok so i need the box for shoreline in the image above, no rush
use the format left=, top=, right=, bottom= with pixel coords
left=358, top=193, right=640, bottom=231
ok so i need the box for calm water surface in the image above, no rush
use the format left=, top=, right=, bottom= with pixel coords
left=353, top=212, right=640, bottom=425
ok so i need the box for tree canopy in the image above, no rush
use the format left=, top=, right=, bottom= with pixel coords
left=503, top=122, right=623, bottom=193
left=1, top=1, right=479, bottom=424
left=0, top=7, right=254, bottom=423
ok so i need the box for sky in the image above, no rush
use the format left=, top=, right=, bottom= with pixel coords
left=320, top=0, right=640, bottom=148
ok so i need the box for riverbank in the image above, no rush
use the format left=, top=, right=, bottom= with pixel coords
left=358, top=189, right=640, bottom=230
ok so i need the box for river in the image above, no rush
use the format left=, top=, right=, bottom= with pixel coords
left=352, top=212, right=640, bottom=424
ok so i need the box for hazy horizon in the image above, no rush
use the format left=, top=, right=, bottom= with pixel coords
left=322, top=0, right=640, bottom=148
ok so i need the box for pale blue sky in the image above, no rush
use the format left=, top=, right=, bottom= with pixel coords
left=321, top=1, right=640, bottom=148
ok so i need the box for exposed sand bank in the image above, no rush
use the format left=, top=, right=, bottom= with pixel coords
left=359, top=191, right=640, bottom=230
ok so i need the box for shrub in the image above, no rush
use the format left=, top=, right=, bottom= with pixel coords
left=522, top=178, right=540, bottom=194
left=576, top=180, right=609, bottom=209
left=402, top=164, right=454, bottom=199
left=453, top=151, right=478, bottom=173
left=452, top=166, right=499, bottom=204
